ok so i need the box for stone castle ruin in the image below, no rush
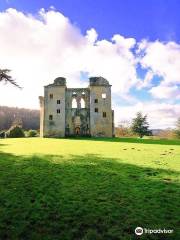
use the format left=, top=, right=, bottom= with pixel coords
left=39, top=77, right=114, bottom=137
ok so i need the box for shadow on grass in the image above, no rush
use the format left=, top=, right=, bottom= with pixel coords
left=0, top=152, right=179, bottom=240
left=65, top=137, right=180, bottom=146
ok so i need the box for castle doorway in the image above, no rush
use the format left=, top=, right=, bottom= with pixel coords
left=75, top=127, right=80, bottom=135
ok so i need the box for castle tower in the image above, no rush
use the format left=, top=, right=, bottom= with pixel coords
left=89, top=77, right=114, bottom=137
left=40, top=77, right=66, bottom=137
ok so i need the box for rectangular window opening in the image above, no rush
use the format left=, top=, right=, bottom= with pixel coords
left=57, top=100, right=61, bottom=104
left=103, top=112, right=106, bottom=118
left=49, top=94, right=53, bottom=99
left=95, top=108, right=98, bottom=113
left=102, top=93, right=106, bottom=99
left=49, top=115, right=53, bottom=120
left=94, top=99, right=98, bottom=103
left=57, top=109, right=60, bottom=114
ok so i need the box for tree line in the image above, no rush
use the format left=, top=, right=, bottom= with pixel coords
left=0, top=106, right=39, bottom=131
left=0, top=69, right=39, bottom=131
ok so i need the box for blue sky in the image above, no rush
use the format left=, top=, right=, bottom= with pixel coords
left=0, top=0, right=180, bottom=128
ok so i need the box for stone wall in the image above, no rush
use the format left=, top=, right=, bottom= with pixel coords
left=65, top=88, right=90, bottom=136
left=39, top=96, right=44, bottom=137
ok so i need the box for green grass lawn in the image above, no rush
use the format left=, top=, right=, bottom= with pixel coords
left=0, top=137, right=179, bottom=240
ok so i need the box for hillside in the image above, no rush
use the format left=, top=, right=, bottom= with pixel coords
left=0, top=106, right=39, bottom=130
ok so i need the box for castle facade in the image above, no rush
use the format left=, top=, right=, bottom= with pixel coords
left=39, top=77, right=114, bottom=137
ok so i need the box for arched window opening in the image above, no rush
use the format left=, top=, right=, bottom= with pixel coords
left=72, top=98, right=77, bottom=108
left=80, top=98, right=85, bottom=108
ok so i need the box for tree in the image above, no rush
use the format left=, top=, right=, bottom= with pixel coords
left=115, top=120, right=133, bottom=137
left=0, top=69, right=21, bottom=88
left=131, top=112, right=152, bottom=138
left=27, top=129, right=38, bottom=137
left=6, top=125, right=25, bottom=138
left=175, top=118, right=180, bottom=139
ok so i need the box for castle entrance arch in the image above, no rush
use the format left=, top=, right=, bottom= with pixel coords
left=74, top=116, right=81, bottom=136
left=75, top=127, right=80, bottom=135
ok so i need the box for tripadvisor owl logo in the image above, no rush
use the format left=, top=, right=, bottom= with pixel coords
left=135, top=227, right=143, bottom=235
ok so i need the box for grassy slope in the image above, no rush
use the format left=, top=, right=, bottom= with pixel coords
left=0, top=138, right=179, bottom=240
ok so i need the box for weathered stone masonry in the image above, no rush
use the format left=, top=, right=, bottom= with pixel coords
left=39, top=76, right=114, bottom=137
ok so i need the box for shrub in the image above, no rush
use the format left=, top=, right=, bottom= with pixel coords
left=0, top=131, right=6, bottom=138
left=6, top=125, right=25, bottom=138
left=27, top=129, right=38, bottom=137
left=175, top=118, right=180, bottom=139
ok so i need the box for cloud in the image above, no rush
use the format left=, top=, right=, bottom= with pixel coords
left=0, top=8, right=179, bottom=129
left=86, top=28, right=98, bottom=44
left=150, top=85, right=180, bottom=99
left=115, top=102, right=180, bottom=129
left=138, top=40, right=180, bottom=99
left=0, top=8, right=140, bottom=106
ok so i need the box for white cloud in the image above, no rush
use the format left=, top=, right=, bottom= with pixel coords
left=115, top=102, right=180, bottom=129
left=150, top=85, right=180, bottom=99
left=139, top=40, right=180, bottom=99
left=86, top=28, right=98, bottom=44
left=0, top=8, right=140, bottom=108
left=0, top=8, right=179, bottom=129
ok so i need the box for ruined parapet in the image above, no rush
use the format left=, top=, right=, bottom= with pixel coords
left=39, top=96, right=44, bottom=107
left=89, top=77, right=111, bottom=86
left=53, top=77, right=66, bottom=86
left=39, top=96, right=44, bottom=137
left=112, top=110, right=115, bottom=137
left=45, top=77, right=66, bottom=88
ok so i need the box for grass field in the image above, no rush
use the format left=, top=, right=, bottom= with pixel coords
left=0, top=137, right=179, bottom=240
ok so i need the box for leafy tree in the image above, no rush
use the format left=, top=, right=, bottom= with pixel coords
left=0, top=131, right=6, bottom=138
left=131, top=112, right=152, bottom=138
left=0, top=69, right=21, bottom=88
left=175, top=118, right=180, bottom=139
left=27, top=129, right=38, bottom=137
left=6, top=125, right=25, bottom=138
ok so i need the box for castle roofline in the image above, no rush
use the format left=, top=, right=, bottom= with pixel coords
left=89, top=77, right=111, bottom=86
left=45, top=77, right=66, bottom=87
left=44, top=76, right=111, bottom=88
